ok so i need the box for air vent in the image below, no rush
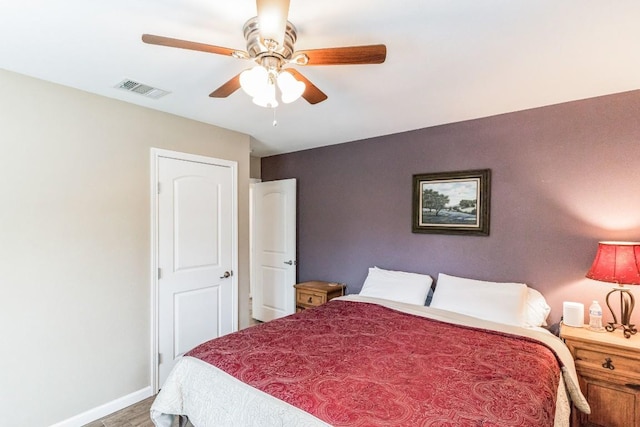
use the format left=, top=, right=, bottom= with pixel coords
left=115, top=79, right=170, bottom=99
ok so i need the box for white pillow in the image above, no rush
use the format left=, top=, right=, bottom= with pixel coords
left=359, top=267, right=433, bottom=305
left=430, top=273, right=528, bottom=327
left=525, top=287, right=551, bottom=327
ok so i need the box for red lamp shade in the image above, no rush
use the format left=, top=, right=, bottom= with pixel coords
left=586, top=241, right=640, bottom=285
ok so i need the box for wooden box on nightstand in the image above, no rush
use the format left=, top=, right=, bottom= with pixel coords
left=561, top=324, right=640, bottom=427
left=294, top=281, right=345, bottom=312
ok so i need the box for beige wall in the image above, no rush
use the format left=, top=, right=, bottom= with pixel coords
left=250, top=155, right=262, bottom=179
left=0, top=69, right=251, bottom=426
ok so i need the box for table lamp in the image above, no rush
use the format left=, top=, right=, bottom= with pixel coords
left=586, top=241, right=640, bottom=338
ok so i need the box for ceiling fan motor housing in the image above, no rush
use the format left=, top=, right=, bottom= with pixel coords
left=243, top=16, right=297, bottom=64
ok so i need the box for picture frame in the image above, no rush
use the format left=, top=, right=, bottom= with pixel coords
left=412, top=169, right=491, bottom=236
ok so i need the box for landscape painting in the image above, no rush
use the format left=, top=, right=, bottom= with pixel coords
left=412, top=169, right=491, bottom=235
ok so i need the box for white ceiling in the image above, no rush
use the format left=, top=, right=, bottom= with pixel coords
left=1, top=1, right=639, bottom=157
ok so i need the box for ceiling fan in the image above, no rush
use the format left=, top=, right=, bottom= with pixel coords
left=142, top=0, right=386, bottom=108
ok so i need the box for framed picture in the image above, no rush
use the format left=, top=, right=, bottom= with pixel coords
left=412, top=169, right=491, bottom=236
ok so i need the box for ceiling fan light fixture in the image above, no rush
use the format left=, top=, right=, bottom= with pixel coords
left=256, top=0, right=290, bottom=48
left=240, top=65, right=303, bottom=107
left=277, top=70, right=305, bottom=103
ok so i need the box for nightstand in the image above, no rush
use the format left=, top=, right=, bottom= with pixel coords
left=561, top=324, right=640, bottom=427
left=294, top=281, right=345, bottom=312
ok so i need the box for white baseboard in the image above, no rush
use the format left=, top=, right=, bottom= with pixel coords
left=49, top=386, right=153, bottom=427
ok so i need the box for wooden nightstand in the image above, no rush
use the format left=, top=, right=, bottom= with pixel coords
left=561, top=324, right=640, bottom=427
left=294, top=281, right=345, bottom=312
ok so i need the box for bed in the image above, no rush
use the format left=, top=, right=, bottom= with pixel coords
left=151, top=270, right=590, bottom=427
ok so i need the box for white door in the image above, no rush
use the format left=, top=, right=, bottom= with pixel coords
left=155, top=152, right=237, bottom=386
left=251, top=179, right=296, bottom=322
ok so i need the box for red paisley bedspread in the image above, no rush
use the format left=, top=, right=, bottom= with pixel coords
left=187, top=300, right=561, bottom=426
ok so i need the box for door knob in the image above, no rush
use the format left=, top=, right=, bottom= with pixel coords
left=220, top=271, right=232, bottom=279
left=284, top=260, right=297, bottom=265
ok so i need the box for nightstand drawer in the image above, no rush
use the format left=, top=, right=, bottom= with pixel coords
left=297, top=290, right=325, bottom=307
left=574, top=346, right=640, bottom=377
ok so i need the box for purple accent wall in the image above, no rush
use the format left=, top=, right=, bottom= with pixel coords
left=262, top=90, right=640, bottom=325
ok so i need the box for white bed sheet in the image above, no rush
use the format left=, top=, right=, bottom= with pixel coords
left=151, top=295, right=589, bottom=427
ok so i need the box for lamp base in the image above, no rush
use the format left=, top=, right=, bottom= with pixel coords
left=605, top=321, right=637, bottom=338
left=605, top=286, right=637, bottom=339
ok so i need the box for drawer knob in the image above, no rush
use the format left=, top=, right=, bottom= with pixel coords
left=602, top=357, right=615, bottom=370
left=308, top=296, right=313, bottom=304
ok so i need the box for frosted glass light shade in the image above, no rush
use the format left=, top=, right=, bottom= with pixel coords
left=240, top=66, right=268, bottom=98
left=277, top=71, right=305, bottom=103
left=252, top=80, right=278, bottom=108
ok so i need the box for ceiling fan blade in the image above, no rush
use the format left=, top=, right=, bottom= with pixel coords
left=296, top=45, right=387, bottom=66
left=287, top=69, right=328, bottom=104
left=256, top=0, right=290, bottom=46
left=209, top=74, right=242, bottom=98
left=142, top=34, right=243, bottom=57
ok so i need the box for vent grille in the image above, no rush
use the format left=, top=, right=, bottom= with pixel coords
left=115, top=79, right=170, bottom=99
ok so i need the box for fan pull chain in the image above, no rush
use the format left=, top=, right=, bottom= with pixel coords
left=272, top=108, right=278, bottom=127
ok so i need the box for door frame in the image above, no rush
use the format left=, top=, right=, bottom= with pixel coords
left=249, top=178, right=261, bottom=299
left=149, top=148, right=238, bottom=392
